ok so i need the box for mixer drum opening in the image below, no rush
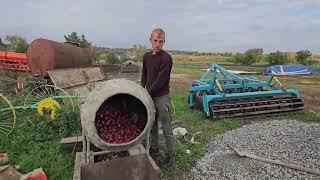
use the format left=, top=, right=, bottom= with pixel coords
left=81, top=79, right=155, bottom=152
left=95, top=93, right=148, bottom=144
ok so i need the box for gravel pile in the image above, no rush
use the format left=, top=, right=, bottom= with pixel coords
left=191, top=119, right=320, bottom=180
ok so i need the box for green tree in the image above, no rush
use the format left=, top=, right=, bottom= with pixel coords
left=64, top=32, right=90, bottom=48
left=107, top=53, right=120, bottom=64
left=5, top=35, right=28, bottom=53
left=100, top=53, right=120, bottom=64
left=231, top=48, right=263, bottom=65
left=0, top=37, right=5, bottom=50
left=232, top=53, right=246, bottom=65
left=266, top=51, right=291, bottom=65
left=88, top=45, right=102, bottom=65
left=130, top=44, right=147, bottom=61
left=221, top=52, right=233, bottom=57
left=296, top=50, right=313, bottom=65
left=244, top=48, right=264, bottom=64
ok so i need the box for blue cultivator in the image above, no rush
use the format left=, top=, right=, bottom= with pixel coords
left=188, top=64, right=304, bottom=119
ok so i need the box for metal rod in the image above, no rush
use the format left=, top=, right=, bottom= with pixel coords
left=146, top=134, right=150, bottom=155
left=82, top=131, right=87, bottom=165
left=0, top=128, right=10, bottom=134
left=0, top=105, right=36, bottom=112
left=93, top=150, right=112, bottom=156
left=86, top=136, right=90, bottom=165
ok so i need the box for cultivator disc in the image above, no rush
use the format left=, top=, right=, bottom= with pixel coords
left=0, top=93, right=16, bottom=136
left=24, top=85, right=76, bottom=119
left=209, top=94, right=304, bottom=119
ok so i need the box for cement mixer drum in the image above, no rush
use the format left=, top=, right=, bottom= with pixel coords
left=80, top=79, right=155, bottom=152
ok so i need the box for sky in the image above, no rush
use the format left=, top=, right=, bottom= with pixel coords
left=1, top=0, right=320, bottom=53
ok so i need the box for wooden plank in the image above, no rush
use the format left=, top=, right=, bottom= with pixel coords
left=147, top=154, right=160, bottom=173
left=60, top=136, right=83, bottom=144
left=127, top=144, right=159, bottom=173
left=60, top=136, right=83, bottom=152
left=228, top=144, right=320, bottom=176
left=128, top=144, right=146, bottom=156
left=73, top=152, right=83, bottom=180
left=60, top=136, right=101, bottom=153
left=48, top=68, right=87, bottom=89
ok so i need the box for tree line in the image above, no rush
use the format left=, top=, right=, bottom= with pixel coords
left=1, top=33, right=318, bottom=66
left=0, top=32, right=148, bottom=65
left=230, top=48, right=317, bottom=66
left=0, top=36, right=28, bottom=53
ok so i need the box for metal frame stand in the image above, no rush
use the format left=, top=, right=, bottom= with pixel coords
left=81, top=130, right=151, bottom=166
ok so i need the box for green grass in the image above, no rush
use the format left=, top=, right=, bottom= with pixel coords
left=0, top=106, right=81, bottom=179
left=288, top=110, right=320, bottom=123
left=2, top=75, right=320, bottom=179
left=169, top=91, right=241, bottom=169
left=172, top=61, right=267, bottom=76
left=1, top=91, right=242, bottom=179
left=172, top=63, right=206, bottom=75
left=172, top=54, right=232, bottom=64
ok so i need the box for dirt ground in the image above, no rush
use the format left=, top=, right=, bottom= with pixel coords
left=170, top=74, right=320, bottom=113
left=281, top=75, right=320, bottom=113
left=170, top=74, right=194, bottom=92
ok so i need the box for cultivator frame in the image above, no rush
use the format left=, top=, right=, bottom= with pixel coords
left=188, top=64, right=304, bottom=119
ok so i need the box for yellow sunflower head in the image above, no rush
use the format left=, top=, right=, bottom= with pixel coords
left=37, top=98, right=61, bottom=120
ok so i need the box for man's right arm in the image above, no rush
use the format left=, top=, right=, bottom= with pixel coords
left=141, top=55, right=147, bottom=87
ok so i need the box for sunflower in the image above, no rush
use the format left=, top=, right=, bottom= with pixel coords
left=37, top=98, right=61, bottom=120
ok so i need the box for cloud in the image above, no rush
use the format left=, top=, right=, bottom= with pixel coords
left=1, top=0, right=320, bottom=53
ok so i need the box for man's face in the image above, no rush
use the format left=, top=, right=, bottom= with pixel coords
left=150, top=32, right=165, bottom=54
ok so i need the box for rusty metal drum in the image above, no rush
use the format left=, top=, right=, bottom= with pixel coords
left=27, top=38, right=92, bottom=77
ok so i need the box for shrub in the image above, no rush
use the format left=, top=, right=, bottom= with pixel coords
left=231, top=48, right=263, bottom=65
left=296, top=50, right=313, bottom=65
left=266, top=51, right=292, bottom=65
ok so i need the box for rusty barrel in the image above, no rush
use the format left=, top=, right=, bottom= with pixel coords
left=80, top=79, right=155, bottom=152
left=27, top=38, right=92, bottom=77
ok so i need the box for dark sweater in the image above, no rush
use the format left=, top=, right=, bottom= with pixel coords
left=141, top=50, right=173, bottom=97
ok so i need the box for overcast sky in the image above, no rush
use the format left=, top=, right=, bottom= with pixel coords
left=1, top=0, right=320, bottom=53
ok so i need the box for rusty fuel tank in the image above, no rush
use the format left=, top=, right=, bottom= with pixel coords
left=27, top=38, right=92, bottom=77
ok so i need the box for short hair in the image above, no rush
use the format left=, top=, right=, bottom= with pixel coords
left=150, top=28, right=165, bottom=38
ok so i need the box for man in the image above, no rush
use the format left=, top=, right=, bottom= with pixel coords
left=141, top=28, right=175, bottom=170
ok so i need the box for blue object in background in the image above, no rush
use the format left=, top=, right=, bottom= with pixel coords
left=263, top=64, right=316, bottom=75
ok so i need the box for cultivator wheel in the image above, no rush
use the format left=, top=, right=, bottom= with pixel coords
left=0, top=93, right=16, bottom=136
left=24, top=85, right=75, bottom=120
left=209, top=94, right=304, bottom=119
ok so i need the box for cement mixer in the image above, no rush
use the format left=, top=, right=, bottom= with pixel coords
left=74, top=79, right=160, bottom=180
